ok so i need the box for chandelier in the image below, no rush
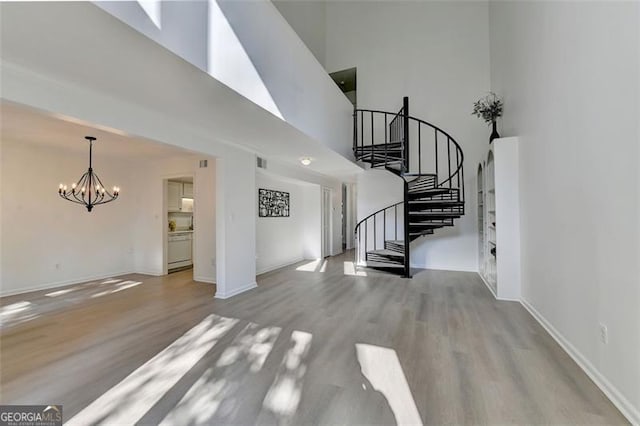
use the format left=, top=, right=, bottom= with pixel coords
left=58, top=136, right=120, bottom=212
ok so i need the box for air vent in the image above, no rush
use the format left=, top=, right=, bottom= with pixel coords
left=199, top=159, right=208, bottom=168
left=257, top=157, right=267, bottom=169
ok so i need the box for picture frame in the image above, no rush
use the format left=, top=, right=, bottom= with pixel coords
left=258, top=188, right=290, bottom=217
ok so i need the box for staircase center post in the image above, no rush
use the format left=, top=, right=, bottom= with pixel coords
left=402, top=96, right=411, bottom=278
left=403, top=96, right=409, bottom=173
left=403, top=180, right=411, bottom=278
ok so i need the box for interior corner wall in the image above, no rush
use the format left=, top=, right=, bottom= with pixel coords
left=255, top=171, right=305, bottom=274
left=0, top=139, right=135, bottom=296
left=489, top=1, right=640, bottom=421
left=325, top=0, right=491, bottom=272
left=271, top=0, right=326, bottom=66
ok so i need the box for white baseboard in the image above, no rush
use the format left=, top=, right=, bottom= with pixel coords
left=478, top=272, right=498, bottom=298
left=412, top=263, right=478, bottom=273
left=215, top=281, right=257, bottom=299
left=194, top=275, right=215, bottom=284
left=134, top=270, right=163, bottom=277
left=0, top=270, right=136, bottom=297
left=521, top=298, right=640, bottom=425
left=477, top=273, right=520, bottom=302
left=257, top=257, right=304, bottom=275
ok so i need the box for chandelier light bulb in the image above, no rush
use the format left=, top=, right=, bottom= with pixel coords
left=59, top=183, right=63, bottom=190
left=72, top=183, right=77, bottom=189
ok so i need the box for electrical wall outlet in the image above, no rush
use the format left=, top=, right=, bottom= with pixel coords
left=599, top=323, right=608, bottom=344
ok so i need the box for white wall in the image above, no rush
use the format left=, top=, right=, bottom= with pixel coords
left=129, top=155, right=216, bottom=284
left=261, top=159, right=346, bottom=257
left=94, top=1, right=209, bottom=71
left=325, top=1, right=491, bottom=272
left=215, top=147, right=257, bottom=298
left=272, top=0, right=326, bottom=66
left=255, top=171, right=306, bottom=274
left=193, top=160, right=217, bottom=283
left=0, top=139, right=135, bottom=296
left=356, top=169, right=403, bottom=224
left=490, top=1, right=640, bottom=422
left=217, top=0, right=354, bottom=160
left=302, top=185, right=321, bottom=260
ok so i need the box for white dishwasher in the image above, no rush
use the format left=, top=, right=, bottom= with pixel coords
left=168, top=232, right=193, bottom=269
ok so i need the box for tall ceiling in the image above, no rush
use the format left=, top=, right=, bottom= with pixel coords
left=0, top=1, right=361, bottom=178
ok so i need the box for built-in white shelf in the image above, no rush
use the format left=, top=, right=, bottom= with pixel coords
left=477, top=137, right=521, bottom=301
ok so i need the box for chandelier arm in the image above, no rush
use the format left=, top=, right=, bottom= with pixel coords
left=59, top=194, right=86, bottom=205
left=94, top=172, right=116, bottom=198
left=71, top=171, right=90, bottom=204
left=93, top=193, right=118, bottom=205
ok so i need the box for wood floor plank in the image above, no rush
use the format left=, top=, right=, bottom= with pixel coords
left=0, top=251, right=629, bottom=425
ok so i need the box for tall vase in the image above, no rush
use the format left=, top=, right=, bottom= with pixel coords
left=490, top=120, right=500, bottom=143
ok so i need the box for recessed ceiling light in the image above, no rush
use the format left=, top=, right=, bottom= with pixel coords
left=300, top=157, right=312, bottom=166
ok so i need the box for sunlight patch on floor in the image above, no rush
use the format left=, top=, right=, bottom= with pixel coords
left=0, top=301, right=32, bottom=320
left=45, top=287, right=80, bottom=297
left=343, top=261, right=367, bottom=276
left=67, top=314, right=238, bottom=426
left=90, top=280, right=142, bottom=298
left=263, top=330, right=312, bottom=419
left=356, top=343, right=423, bottom=426
left=100, top=278, right=123, bottom=285
left=162, top=323, right=282, bottom=424
left=216, top=323, right=281, bottom=373
left=296, top=259, right=327, bottom=272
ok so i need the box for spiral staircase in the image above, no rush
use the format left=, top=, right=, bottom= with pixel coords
left=353, top=97, right=465, bottom=278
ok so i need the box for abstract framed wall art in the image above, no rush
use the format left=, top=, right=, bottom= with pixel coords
left=258, top=188, right=290, bottom=217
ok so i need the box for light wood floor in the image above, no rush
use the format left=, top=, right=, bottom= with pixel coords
left=0, top=251, right=627, bottom=425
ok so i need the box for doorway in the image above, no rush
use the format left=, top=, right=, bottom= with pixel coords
left=164, top=176, right=195, bottom=276
left=329, top=67, right=357, bottom=107
left=322, top=187, right=332, bottom=258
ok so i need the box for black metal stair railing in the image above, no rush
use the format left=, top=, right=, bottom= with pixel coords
left=353, top=96, right=465, bottom=278
left=354, top=201, right=404, bottom=267
left=352, top=104, right=465, bottom=196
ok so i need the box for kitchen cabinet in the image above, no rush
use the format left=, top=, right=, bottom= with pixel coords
left=183, top=183, right=194, bottom=198
left=168, top=181, right=194, bottom=212
left=168, top=182, right=183, bottom=212
left=168, top=232, right=193, bottom=269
